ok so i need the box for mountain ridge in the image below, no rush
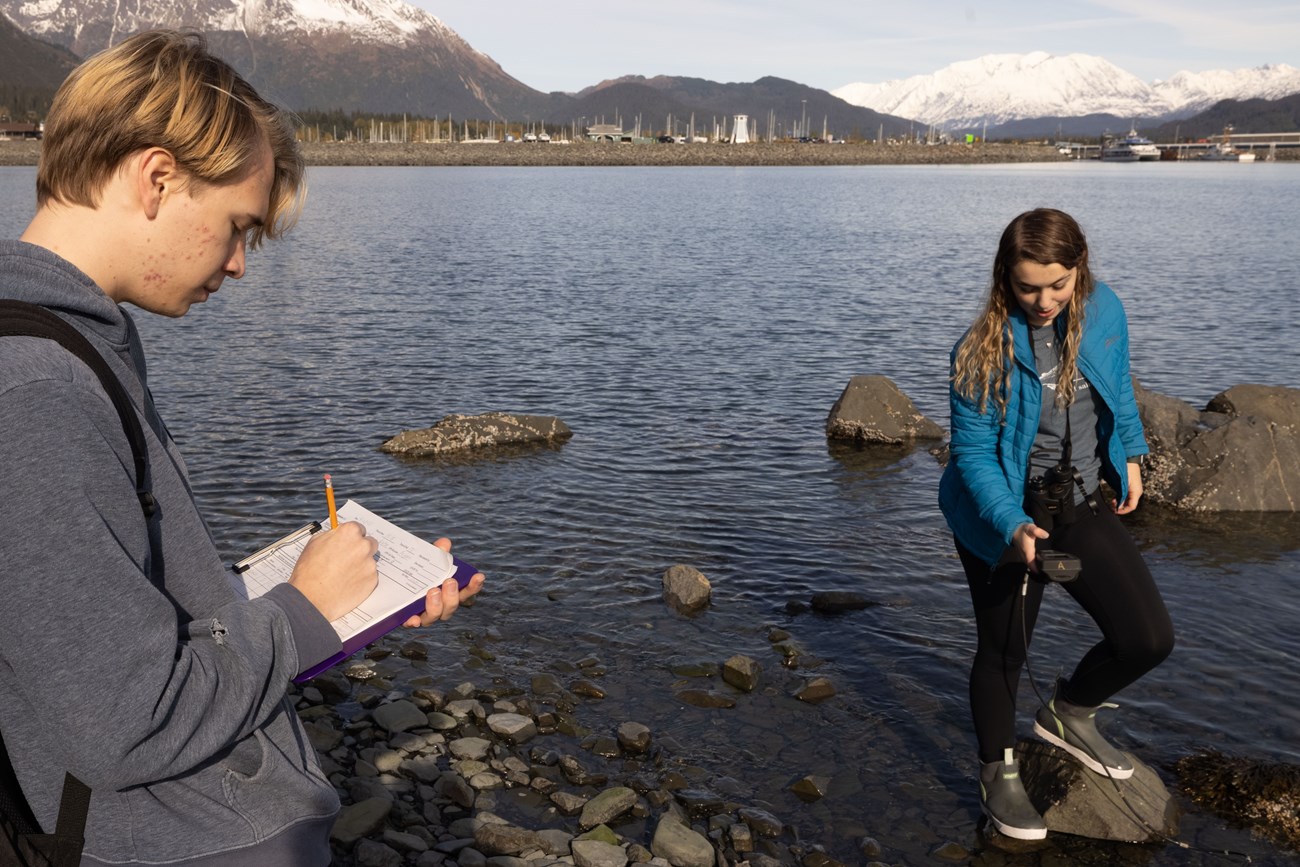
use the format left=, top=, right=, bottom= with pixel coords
left=3, top=1, right=1298, bottom=138
left=833, top=51, right=1300, bottom=129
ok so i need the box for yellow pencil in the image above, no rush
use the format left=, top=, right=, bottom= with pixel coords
left=324, top=473, right=338, bottom=529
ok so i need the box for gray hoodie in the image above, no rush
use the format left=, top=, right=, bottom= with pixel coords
left=0, top=241, right=342, bottom=865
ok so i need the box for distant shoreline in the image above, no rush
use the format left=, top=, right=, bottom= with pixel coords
left=0, top=140, right=1067, bottom=168
left=3, top=139, right=1293, bottom=168
left=295, top=141, right=1071, bottom=167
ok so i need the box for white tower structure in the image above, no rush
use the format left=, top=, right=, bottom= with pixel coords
left=732, top=114, right=750, bottom=144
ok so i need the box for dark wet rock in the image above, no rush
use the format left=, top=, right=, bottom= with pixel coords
left=1176, top=750, right=1300, bottom=851
left=789, top=774, right=831, bottom=802
left=354, top=838, right=403, bottom=867
left=625, top=841, right=653, bottom=862
left=773, top=642, right=804, bottom=670
left=449, top=736, right=491, bottom=760
left=472, top=822, right=546, bottom=856
left=651, top=815, right=714, bottom=867
left=1136, top=381, right=1300, bottom=511
left=426, top=711, right=458, bottom=731
left=579, top=786, right=638, bottom=829
left=674, top=789, right=727, bottom=819
left=486, top=712, right=537, bottom=744
left=550, top=791, right=589, bottom=815
left=433, top=772, right=475, bottom=809
left=398, top=641, right=427, bottom=661
left=801, top=851, right=845, bottom=867
left=794, top=678, right=836, bottom=704
left=809, top=591, right=878, bottom=613
left=930, top=840, right=970, bottom=861
left=372, top=700, right=428, bottom=734
left=303, top=720, right=343, bottom=753
left=668, top=660, right=719, bottom=678
left=721, top=655, right=761, bottom=692
left=536, top=827, right=574, bottom=856
left=576, top=824, right=620, bottom=845
left=307, top=669, right=352, bottom=702
left=730, top=821, right=754, bottom=853
left=858, top=836, right=883, bottom=858
left=783, top=599, right=809, bottom=616
left=380, top=412, right=572, bottom=457
left=826, top=375, right=945, bottom=444
left=570, top=679, right=607, bottom=699
left=530, top=672, right=565, bottom=695
left=616, top=721, right=652, bottom=753
left=737, top=807, right=785, bottom=837
left=662, top=564, right=712, bottom=615
left=344, top=661, right=379, bottom=680
left=331, top=797, right=393, bottom=845
left=766, top=627, right=791, bottom=642
left=380, top=829, right=427, bottom=853
left=675, top=689, right=737, bottom=709
left=1018, top=739, right=1179, bottom=842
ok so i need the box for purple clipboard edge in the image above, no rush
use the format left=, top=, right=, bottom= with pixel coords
left=293, top=554, right=477, bottom=684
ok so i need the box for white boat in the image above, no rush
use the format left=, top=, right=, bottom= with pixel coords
left=1101, top=128, right=1160, bottom=162
left=1100, top=138, right=1139, bottom=161
left=1198, top=126, right=1256, bottom=162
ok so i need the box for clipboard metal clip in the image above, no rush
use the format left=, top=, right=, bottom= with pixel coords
left=232, top=522, right=323, bottom=573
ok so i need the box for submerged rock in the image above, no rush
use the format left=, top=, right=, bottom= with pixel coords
left=1135, top=381, right=1299, bottom=511
left=721, top=655, right=761, bottom=692
left=809, top=591, right=877, bottom=613
left=826, top=375, right=945, bottom=445
left=380, top=412, right=572, bottom=457
left=1176, top=750, right=1300, bottom=851
left=789, top=774, right=831, bottom=802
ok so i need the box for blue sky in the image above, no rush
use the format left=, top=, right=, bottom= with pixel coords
left=413, top=0, right=1300, bottom=93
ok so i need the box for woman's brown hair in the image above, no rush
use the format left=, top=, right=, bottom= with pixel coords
left=952, top=208, right=1096, bottom=418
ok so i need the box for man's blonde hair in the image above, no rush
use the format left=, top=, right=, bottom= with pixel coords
left=37, top=30, right=304, bottom=247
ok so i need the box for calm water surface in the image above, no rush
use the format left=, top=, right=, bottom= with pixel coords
left=2, top=162, right=1298, bottom=865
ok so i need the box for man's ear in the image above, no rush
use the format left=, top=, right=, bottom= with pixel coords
left=135, top=148, right=180, bottom=220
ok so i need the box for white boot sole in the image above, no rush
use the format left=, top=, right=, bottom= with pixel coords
left=1033, top=721, right=1135, bottom=779
left=983, top=805, right=1048, bottom=840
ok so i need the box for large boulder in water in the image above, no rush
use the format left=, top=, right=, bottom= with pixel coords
left=381, top=412, right=572, bottom=457
left=1135, top=382, right=1299, bottom=511
left=1017, top=739, right=1179, bottom=842
left=826, top=375, right=945, bottom=445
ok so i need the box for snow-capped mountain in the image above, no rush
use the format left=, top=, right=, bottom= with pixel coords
left=0, top=0, right=554, bottom=118
left=833, top=52, right=1300, bottom=128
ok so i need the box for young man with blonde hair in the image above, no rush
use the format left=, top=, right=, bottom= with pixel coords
left=0, top=30, right=481, bottom=864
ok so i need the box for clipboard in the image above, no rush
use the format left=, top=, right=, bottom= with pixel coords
left=229, top=500, right=477, bottom=683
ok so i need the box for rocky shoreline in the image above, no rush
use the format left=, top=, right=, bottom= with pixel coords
left=6, top=139, right=1293, bottom=168
left=300, top=615, right=888, bottom=867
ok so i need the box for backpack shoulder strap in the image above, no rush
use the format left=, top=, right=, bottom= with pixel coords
left=0, top=299, right=156, bottom=517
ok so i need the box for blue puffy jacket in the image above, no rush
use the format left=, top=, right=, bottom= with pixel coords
left=938, top=280, right=1148, bottom=567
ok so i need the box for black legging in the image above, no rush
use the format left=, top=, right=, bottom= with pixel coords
left=958, top=501, right=1175, bottom=763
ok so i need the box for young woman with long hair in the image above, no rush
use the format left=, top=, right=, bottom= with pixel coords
left=938, top=208, right=1175, bottom=840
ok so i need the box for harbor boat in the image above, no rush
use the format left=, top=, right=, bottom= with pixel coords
left=1101, top=128, right=1160, bottom=162
left=1198, top=126, right=1256, bottom=162
left=1100, top=137, right=1138, bottom=161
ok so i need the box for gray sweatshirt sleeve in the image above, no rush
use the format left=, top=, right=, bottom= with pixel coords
left=0, top=376, right=342, bottom=791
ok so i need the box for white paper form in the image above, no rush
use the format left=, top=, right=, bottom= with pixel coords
left=230, top=500, right=454, bottom=642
